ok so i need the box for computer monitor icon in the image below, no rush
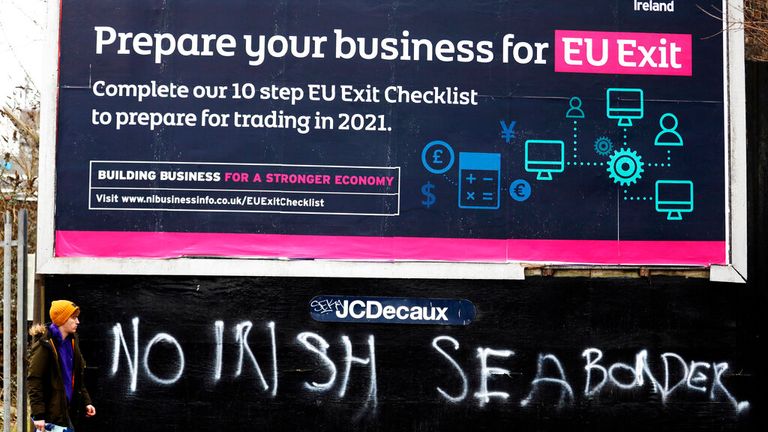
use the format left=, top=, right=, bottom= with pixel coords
left=655, top=180, right=694, bottom=220
left=525, top=140, right=564, bottom=181
left=606, top=88, right=644, bottom=127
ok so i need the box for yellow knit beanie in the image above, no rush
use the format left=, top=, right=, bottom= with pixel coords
left=50, top=300, right=80, bottom=327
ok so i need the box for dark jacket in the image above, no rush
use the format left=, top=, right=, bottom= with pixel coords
left=28, top=324, right=92, bottom=427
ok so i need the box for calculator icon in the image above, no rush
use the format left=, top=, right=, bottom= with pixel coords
left=458, top=152, right=501, bottom=210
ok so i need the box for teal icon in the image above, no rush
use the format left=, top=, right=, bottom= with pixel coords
left=594, top=136, right=613, bottom=156
left=525, top=140, right=564, bottom=181
left=655, top=180, right=694, bottom=220
left=606, top=88, right=644, bottom=127
left=654, top=113, right=683, bottom=147
left=421, top=182, right=436, bottom=208
left=566, top=97, right=585, bottom=118
left=607, top=148, right=644, bottom=186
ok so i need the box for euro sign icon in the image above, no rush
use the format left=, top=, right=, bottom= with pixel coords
left=432, top=149, right=444, bottom=165
left=421, top=182, right=436, bottom=208
left=514, top=183, right=527, bottom=197
left=509, top=179, right=531, bottom=202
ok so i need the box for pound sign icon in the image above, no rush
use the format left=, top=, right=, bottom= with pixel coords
left=432, top=149, right=444, bottom=165
left=421, top=140, right=455, bottom=174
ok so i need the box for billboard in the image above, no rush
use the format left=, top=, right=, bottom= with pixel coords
left=38, top=0, right=748, bottom=278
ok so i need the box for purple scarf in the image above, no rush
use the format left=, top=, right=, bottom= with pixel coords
left=50, top=323, right=75, bottom=402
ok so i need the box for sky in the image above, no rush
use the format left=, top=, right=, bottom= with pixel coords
left=0, top=0, right=45, bottom=154
left=0, top=0, right=46, bottom=103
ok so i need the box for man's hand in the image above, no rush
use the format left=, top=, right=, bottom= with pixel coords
left=85, top=405, right=96, bottom=417
left=33, top=419, right=45, bottom=431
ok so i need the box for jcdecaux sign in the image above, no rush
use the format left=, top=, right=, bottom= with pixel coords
left=310, top=296, right=476, bottom=325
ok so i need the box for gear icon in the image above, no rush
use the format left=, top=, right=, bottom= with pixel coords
left=594, top=136, right=613, bottom=156
left=607, top=148, right=644, bottom=186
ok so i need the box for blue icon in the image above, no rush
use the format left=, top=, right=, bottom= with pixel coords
left=606, top=88, right=644, bottom=127
left=593, top=136, right=613, bottom=156
left=509, top=179, right=532, bottom=202
left=566, top=97, right=585, bottom=118
left=3, top=161, right=11, bottom=170
left=421, top=140, right=455, bottom=174
left=524, top=140, right=564, bottom=181
left=458, top=152, right=500, bottom=210
left=421, top=182, right=436, bottom=208
left=499, top=120, right=517, bottom=143
left=607, top=148, right=644, bottom=186
left=655, top=180, right=694, bottom=220
left=654, top=113, right=683, bottom=147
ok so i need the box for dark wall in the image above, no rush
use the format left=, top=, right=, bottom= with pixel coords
left=744, top=59, right=768, bottom=432
left=45, top=275, right=761, bottom=432
left=39, top=62, right=767, bottom=432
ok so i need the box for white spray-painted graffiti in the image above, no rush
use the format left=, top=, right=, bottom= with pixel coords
left=111, top=318, right=377, bottom=413
left=109, top=318, right=750, bottom=416
left=519, top=354, right=574, bottom=408
left=431, top=336, right=468, bottom=403
left=473, top=347, right=514, bottom=406
left=435, top=344, right=749, bottom=413
left=310, top=298, right=344, bottom=315
left=231, top=320, right=277, bottom=395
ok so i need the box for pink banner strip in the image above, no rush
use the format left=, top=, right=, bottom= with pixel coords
left=55, top=230, right=725, bottom=266
left=554, top=30, right=692, bottom=76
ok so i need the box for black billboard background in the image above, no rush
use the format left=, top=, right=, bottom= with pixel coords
left=55, top=0, right=726, bottom=241
left=46, top=274, right=761, bottom=432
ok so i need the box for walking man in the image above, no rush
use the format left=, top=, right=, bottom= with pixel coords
left=28, top=300, right=96, bottom=431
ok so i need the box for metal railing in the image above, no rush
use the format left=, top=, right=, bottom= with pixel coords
left=2, top=209, right=28, bottom=432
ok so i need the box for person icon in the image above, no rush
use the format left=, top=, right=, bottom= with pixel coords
left=566, top=97, right=585, bottom=118
left=654, top=113, right=683, bottom=146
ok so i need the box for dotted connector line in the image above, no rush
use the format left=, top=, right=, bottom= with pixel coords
left=566, top=161, right=605, bottom=166
left=573, top=120, right=578, bottom=159
left=623, top=189, right=654, bottom=201
left=646, top=149, right=673, bottom=167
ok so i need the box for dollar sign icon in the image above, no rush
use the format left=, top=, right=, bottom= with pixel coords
left=421, top=182, right=436, bottom=208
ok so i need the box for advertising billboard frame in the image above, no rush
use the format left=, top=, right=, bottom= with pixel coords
left=36, top=0, right=747, bottom=281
